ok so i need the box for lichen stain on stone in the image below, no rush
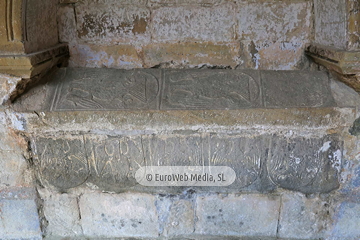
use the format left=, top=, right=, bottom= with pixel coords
left=132, top=16, right=147, bottom=35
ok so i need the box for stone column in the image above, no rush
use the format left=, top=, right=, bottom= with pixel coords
left=0, top=0, right=69, bottom=104
left=306, top=0, right=360, bottom=92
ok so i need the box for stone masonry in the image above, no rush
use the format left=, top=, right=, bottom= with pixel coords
left=0, top=0, right=360, bottom=240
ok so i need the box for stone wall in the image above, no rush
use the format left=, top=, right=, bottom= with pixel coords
left=58, top=0, right=313, bottom=70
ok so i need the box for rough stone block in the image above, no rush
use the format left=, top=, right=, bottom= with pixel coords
left=0, top=198, right=42, bottom=239
left=150, top=3, right=235, bottom=42
left=330, top=202, right=360, bottom=239
left=75, top=0, right=151, bottom=45
left=237, top=1, right=312, bottom=70
left=39, top=188, right=82, bottom=238
left=195, top=194, right=280, bottom=237
left=79, top=192, right=159, bottom=238
left=278, top=193, right=331, bottom=239
left=142, top=42, right=241, bottom=68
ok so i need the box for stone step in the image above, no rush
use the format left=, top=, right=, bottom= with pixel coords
left=11, top=68, right=359, bottom=195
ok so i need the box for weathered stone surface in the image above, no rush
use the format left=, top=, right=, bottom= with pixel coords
left=195, top=194, right=280, bottom=237
left=24, top=0, right=59, bottom=53
left=39, top=188, right=83, bottom=238
left=51, top=68, right=160, bottom=111
left=69, top=44, right=143, bottom=69
left=75, top=0, right=151, bottom=45
left=24, top=68, right=340, bottom=111
left=268, top=134, right=342, bottom=194
left=278, top=193, right=331, bottom=239
left=84, top=135, right=144, bottom=190
left=56, top=0, right=314, bottom=70
left=306, top=44, right=360, bottom=92
left=31, top=133, right=343, bottom=194
left=330, top=202, right=360, bottom=239
left=209, top=134, right=269, bottom=190
left=79, top=192, right=158, bottom=238
left=142, top=42, right=241, bottom=68
left=0, top=44, right=69, bottom=80
left=349, top=117, right=360, bottom=136
left=0, top=195, right=42, bottom=239
left=161, top=198, right=195, bottom=237
left=58, top=5, right=77, bottom=44
left=262, top=70, right=336, bottom=108
left=161, top=69, right=261, bottom=109
left=150, top=3, right=235, bottom=43
left=314, top=0, right=347, bottom=49
left=236, top=1, right=312, bottom=70
left=0, top=74, right=22, bottom=105
left=21, top=108, right=356, bottom=134
left=32, top=136, right=89, bottom=190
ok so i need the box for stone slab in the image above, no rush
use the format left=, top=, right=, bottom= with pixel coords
left=31, top=133, right=343, bottom=194
left=79, top=192, right=158, bottom=238
left=261, top=70, right=335, bottom=108
left=18, top=68, right=339, bottom=112
left=195, top=194, right=280, bottom=237
left=50, top=68, right=161, bottom=111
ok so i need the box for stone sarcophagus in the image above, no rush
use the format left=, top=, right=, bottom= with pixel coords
left=13, top=68, right=352, bottom=194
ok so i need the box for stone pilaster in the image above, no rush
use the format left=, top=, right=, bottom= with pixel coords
left=0, top=0, right=69, bottom=104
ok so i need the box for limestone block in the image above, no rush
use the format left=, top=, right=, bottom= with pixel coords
left=278, top=193, right=332, bottom=239
left=314, top=0, right=347, bottom=49
left=39, top=188, right=83, bottom=238
left=69, top=44, right=143, bottom=69
left=0, top=188, right=41, bottom=239
left=156, top=196, right=195, bottom=237
left=237, top=1, right=312, bottom=70
left=75, top=0, right=151, bottom=45
left=195, top=194, right=280, bottom=237
left=150, top=3, right=235, bottom=43
left=142, top=42, right=241, bottom=68
left=79, top=192, right=159, bottom=238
